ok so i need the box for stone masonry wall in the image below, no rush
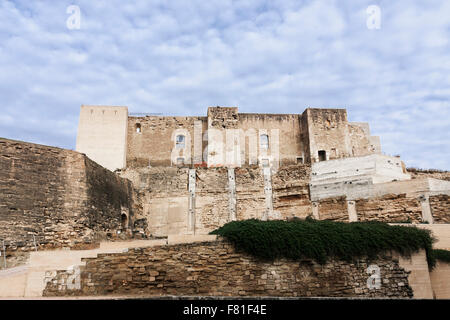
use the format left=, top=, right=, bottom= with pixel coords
left=237, top=113, right=305, bottom=166
left=127, top=116, right=208, bottom=168
left=0, top=138, right=135, bottom=267
left=317, top=196, right=349, bottom=222
left=42, top=240, right=413, bottom=298
left=348, top=123, right=373, bottom=157
left=120, top=167, right=189, bottom=237
left=430, top=194, right=450, bottom=223
left=235, top=166, right=266, bottom=220
left=408, top=169, right=450, bottom=181
left=195, top=167, right=229, bottom=234
left=83, top=157, right=136, bottom=239
left=356, top=194, right=423, bottom=223
left=272, top=164, right=312, bottom=219
left=120, top=165, right=316, bottom=236
left=305, top=108, right=351, bottom=163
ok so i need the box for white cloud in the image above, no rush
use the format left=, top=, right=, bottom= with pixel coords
left=0, top=0, right=449, bottom=169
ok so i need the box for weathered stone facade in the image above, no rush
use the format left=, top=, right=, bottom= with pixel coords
left=409, top=169, right=450, bottom=181
left=0, top=138, right=136, bottom=267
left=73, top=105, right=450, bottom=233
left=127, top=116, right=208, bottom=168
left=272, top=164, right=312, bottom=219
left=2, top=104, right=450, bottom=299
left=42, top=240, right=413, bottom=298
left=430, top=194, right=450, bottom=223
left=76, top=106, right=382, bottom=171
left=317, top=196, right=349, bottom=222
left=356, top=194, right=423, bottom=223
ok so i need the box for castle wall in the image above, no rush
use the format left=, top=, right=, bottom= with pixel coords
left=207, top=107, right=239, bottom=167
left=42, top=240, right=414, bottom=298
left=414, top=224, right=450, bottom=249
left=195, top=168, right=230, bottom=234
left=119, top=165, right=313, bottom=236
left=74, top=105, right=385, bottom=170
left=272, top=164, right=312, bottom=219
left=0, top=138, right=135, bottom=268
left=355, top=194, right=423, bottom=223
left=310, top=154, right=410, bottom=187
left=126, top=116, right=207, bottom=168
left=123, top=167, right=190, bottom=237
left=317, top=196, right=349, bottom=222
left=83, top=156, right=137, bottom=238
left=235, top=166, right=267, bottom=221
left=397, top=249, right=434, bottom=299
left=430, top=194, right=450, bottom=223
left=237, top=113, right=305, bottom=166
left=430, top=261, right=450, bottom=299
left=76, top=105, right=128, bottom=171
left=304, top=108, right=352, bottom=162
left=304, top=109, right=381, bottom=163
left=348, top=122, right=381, bottom=156
left=408, top=169, right=450, bottom=181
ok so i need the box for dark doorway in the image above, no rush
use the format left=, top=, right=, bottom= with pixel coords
left=121, top=213, right=128, bottom=229
left=318, top=150, right=326, bottom=162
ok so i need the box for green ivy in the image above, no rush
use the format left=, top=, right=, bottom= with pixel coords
left=432, top=249, right=450, bottom=263
left=210, top=218, right=436, bottom=269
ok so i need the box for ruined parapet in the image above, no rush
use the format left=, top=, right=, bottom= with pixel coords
left=303, top=108, right=352, bottom=163
left=207, top=106, right=239, bottom=167
left=303, top=108, right=381, bottom=163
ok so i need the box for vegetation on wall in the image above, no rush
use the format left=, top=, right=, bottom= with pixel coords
left=432, top=249, right=450, bottom=264
left=210, top=218, right=437, bottom=268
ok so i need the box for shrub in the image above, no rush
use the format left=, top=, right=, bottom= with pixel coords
left=210, top=219, right=436, bottom=268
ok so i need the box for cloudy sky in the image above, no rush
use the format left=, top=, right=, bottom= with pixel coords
left=0, top=0, right=449, bottom=169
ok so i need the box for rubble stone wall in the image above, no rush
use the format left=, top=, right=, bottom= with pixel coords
left=0, top=138, right=135, bottom=267
left=127, top=116, right=208, bottom=168
left=120, top=165, right=314, bottom=236
left=304, top=108, right=351, bottom=163
left=195, top=167, right=229, bottom=234
left=317, top=196, right=349, bottom=222
left=42, top=240, right=414, bottom=298
left=355, top=194, right=423, bottom=223
left=430, top=194, right=450, bottom=223
left=272, top=164, right=312, bottom=219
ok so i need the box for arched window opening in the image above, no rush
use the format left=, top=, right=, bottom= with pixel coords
left=136, top=123, right=142, bottom=133
left=176, top=135, right=185, bottom=149
left=260, top=134, right=269, bottom=150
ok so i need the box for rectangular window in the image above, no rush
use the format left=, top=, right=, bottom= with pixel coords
left=260, top=134, right=269, bottom=150
left=176, top=135, right=185, bottom=149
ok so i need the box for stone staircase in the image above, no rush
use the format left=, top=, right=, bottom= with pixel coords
left=0, top=235, right=217, bottom=298
left=0, top=239, right=167, bottom=298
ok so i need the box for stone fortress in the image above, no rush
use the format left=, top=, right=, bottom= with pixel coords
left=76, top=105, right=449, bottom=236
left=1, top=105, right=450, bottom=298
